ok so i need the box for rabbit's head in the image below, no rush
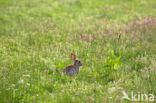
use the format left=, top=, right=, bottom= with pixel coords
left=74, top=60, right=82, bottom=66
left=69, top=54, right=82, bottom=66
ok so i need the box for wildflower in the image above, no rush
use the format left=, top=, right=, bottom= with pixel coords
left=109, top=97, right=113, bottom=99
left=10, top=84, right=15, bottom=88
left=26, top=83, right=30, bottom=86
left=18, top=79, right=24, bottom=84
left=23, top=74, right=30, bottom=78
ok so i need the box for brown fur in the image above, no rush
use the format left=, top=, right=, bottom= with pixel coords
left=63, top=55, right=82, bottom=76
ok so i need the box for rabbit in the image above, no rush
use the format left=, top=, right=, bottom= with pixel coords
left=62, top=54, right=82, bottom=76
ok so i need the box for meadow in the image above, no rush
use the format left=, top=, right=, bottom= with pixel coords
left=0, top=0, right=156, bottom=103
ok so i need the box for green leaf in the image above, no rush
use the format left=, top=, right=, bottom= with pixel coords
left=113, top=63, right=118, bottom=70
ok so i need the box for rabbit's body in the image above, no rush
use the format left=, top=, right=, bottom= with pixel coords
left=63, top=65, right=79, bottom=76
left=62, top=55, right=82, bottom=76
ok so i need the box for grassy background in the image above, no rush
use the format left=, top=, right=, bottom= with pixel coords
left=0, top=0, right=156, bottom=102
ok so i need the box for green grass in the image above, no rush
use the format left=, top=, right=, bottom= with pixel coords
left=0, top=0, right=156, bottom=102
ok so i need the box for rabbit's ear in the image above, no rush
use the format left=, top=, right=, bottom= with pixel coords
left=70, top=54, right=76, bottom=60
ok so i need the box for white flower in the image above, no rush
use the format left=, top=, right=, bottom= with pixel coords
left=26, top=83, right=30, bottom=86
left=23, top=74, right=30, bottom=78
left=10, top=84, right=15, bottom=87
left=109, top=97, right=113, bottom=99
left=18, top=79, right=24, bottom=84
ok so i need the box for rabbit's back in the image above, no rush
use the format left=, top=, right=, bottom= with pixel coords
left=63, top=65, right=79, bottom=76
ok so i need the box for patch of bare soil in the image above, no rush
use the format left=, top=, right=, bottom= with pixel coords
left=70, top=17, right=156, bottom=43
left=124, top=17, right=156, bottom=32
left=123, top=17, right=156, bottom=41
